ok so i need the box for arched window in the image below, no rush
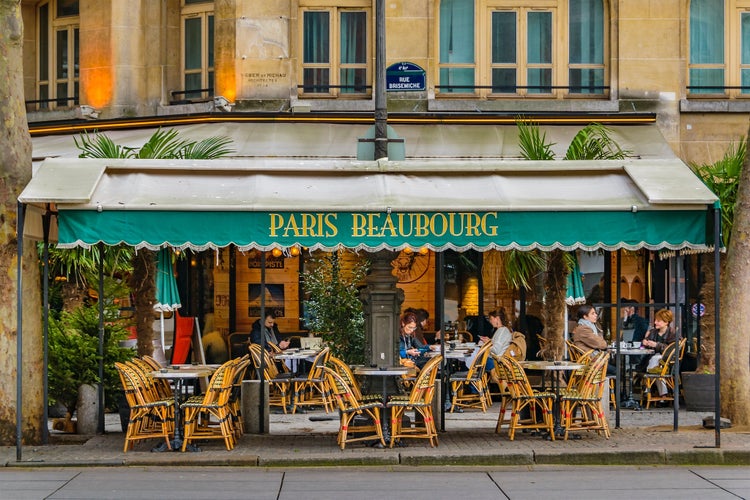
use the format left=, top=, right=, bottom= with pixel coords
left=688, top=0, right=750, bottom=97
left=437, top=0, right=608, bottom=97
left=34, top=0, right=79, bottom=110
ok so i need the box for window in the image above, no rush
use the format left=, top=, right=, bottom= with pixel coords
left=688, top=0, right=750, bottom=97
left=35, top=0, right=79, bottom=110
left=438, top=0, right=607, bottom=98
left=299, top=3, right=370, bottom=97
left=181, top=0, right=214, bottom=100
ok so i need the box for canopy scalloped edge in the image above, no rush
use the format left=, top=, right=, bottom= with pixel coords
left=56, top=239, right=715, bottom=254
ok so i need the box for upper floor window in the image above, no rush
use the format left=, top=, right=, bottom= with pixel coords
left=299, top=2, right=371, bottom=97
left=438, top=0, right=607, bottom=98
left=688, top=0, right=750, bottom=97
left=34, top=0, right=79, bottom=110
left=180, top=0, right=214, bottom=101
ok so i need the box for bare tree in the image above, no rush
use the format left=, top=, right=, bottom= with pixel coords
left=0, top=0, right=43, bottom=444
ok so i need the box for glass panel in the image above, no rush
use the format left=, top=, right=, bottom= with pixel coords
left=73, top=28, right=79, bottom=77
left=304, top=11, right=329, bottom=64
left=57, top=0, right=79, bottom=17
left=208, top=71, right=214, bottom=95
left=39, top=4, right=49, bottom=81
left=527, top=12, right=551, bottom=64
left=208, top=15, right=214, bottom=68
left=340, top=68, right=367, bottom=93
left=439, top=67, right=474, bottom=93
left=185, top=73, right=202, bottom=98
left=742, top=69, right=750, bottom=95
left=439, top=0, right=474, bottom=63
left=185, top=18, right=202, bottom=71
left=569, top=0, right=603, bottom=64
left=690, top=0, right=724, bottom=64
left=74, top=81, right=79, bottom=104
left=56, top=82, right=68, bottom=106
left=491, top=68, right=516, bottom=93
left=491, top=11, right=516, bottom=64
left=185, top=0, right=211, bottom=4
left=527, top=68, right=551, bottom=93
left=689, top=68, right=725, bottom=93
left=569, top=68, right=604, bottom=94
left=303, top=68, right=330, bottom=93
left=340, top=11, right=366, bottom=64
left=39, top=85, right=49, bottom=109
left=56, top=30, right=68, bottom=78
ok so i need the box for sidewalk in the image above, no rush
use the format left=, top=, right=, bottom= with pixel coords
left=3, top=405, right=749, bottom=468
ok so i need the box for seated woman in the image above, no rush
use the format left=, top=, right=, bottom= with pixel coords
left=399, top=312, right=431, bottom=369
left=572, top=304, right=616, bottom=375
left=638, top=308, right=676, bottom=373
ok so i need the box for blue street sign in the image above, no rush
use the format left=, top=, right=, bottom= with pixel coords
left=386, top=62, right=426, bottom=92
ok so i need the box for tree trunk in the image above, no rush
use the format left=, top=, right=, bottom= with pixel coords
left=0, top=0, right=44, bottom=445
left=541, top=250, right=567, bottom=360
left=129, top=250, right=156, bottom=356
left=719, top=129, right=750, bottom=426
left=698, top=256, right=720, bottom=374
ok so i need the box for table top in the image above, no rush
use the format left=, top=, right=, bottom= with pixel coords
left=151, top=365, right=216, bottom=379
left=274, top=348, right=321, bottom=360
left=608, top=348, right=655, bottom=356
left=520, top=360, right=584, bottom=371
left=353, top=366, right=410, bottom=376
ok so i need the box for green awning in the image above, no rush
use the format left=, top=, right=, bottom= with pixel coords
left=19, top=157, right=718, bottom=252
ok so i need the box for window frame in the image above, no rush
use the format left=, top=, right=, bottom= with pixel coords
left=436, top=0, right=609, bottom=99
left=687, top=0, right=750, bottom=99
left=180, top=0, right=214, bottom=101
left=298, top=2, right=372, bottom=98
left=35, top=0, right=79, bottom=111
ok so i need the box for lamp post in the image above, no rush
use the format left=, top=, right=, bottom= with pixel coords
left=374, top=0, right=387, bottom=160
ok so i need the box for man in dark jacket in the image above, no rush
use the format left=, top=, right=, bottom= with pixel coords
left=250, top=312, right=289, bottom=350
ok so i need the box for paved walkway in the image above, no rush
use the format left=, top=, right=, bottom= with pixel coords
left=3, top=405, right=749, bottom=468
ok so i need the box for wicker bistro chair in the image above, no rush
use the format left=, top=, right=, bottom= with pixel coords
left=559, top=351, right=611, bottom=440
left=227, top=355, right=251, bottom=438
left=327, top=356, right=381, bottom=404
left=115, top=362, right=175, bottom=453
left=248, top=343, right=293, bottom=413
left=640, top=338, right=686, bottom=409
left=498, top=356, right=556, bottom=441
left=387, top=354, right=442, bottom=448
left=491, top=354, right=514, bottom=431
left=322, top=367, right=386, bottom=449
left=566, top=340, right=593, bottom=363
left=449, top=341, right=493, bottom=412
left=290, top=347, right=334, bottom=413
left=180, top=359, right=238, bottom=451
left=131, top=357, right=173, bottom=400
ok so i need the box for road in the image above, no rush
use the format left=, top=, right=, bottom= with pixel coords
left=0, top=465, right=747, bottom=499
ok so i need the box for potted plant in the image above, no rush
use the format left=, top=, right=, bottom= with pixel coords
left=301, top=250, right=369, bottom=365
left=48, top=283, right=134, bottom=433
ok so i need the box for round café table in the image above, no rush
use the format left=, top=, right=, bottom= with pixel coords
left=520, top=360, right=583, bottom=439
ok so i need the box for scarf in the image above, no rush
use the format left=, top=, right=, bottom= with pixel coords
left=578, top=318, right=600, bottom=335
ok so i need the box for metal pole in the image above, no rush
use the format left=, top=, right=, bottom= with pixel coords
left=436, top=251, right=446, bottom=431
left=374, top=0, right=388, bottom=160
left=259, top=251, right=267, bottom=430
left=713, top=204, right=721, bottom=447
left=42, top=211, right=51, bottom=444
left=615, top=249, right=621, bottom=428
left=97, top=242, right=105, bottom=434
left=16, top=202, right=25, bottom=461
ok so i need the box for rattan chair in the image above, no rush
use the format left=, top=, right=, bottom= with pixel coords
left=560, top=351, right=611, bottom=440
left=227, top=355, right=251, bottom=438
left=640, top=338, right=686, bottom=409
left=181, top=359, right=237, bottom=451
left=498, top=356, right=556, bottom=441
left=115, top=362, right=174, bottom=452
left=327, top=356, right=381, bottom=403
left=449, top=341, right=493, bottom=412
left=323, top=367, right=386, bottom=449
left=248, top=343, right=293, bottom=413
left=387, top=354, right=442, bottom=448
left=290, top=347, right=333, bottom=413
